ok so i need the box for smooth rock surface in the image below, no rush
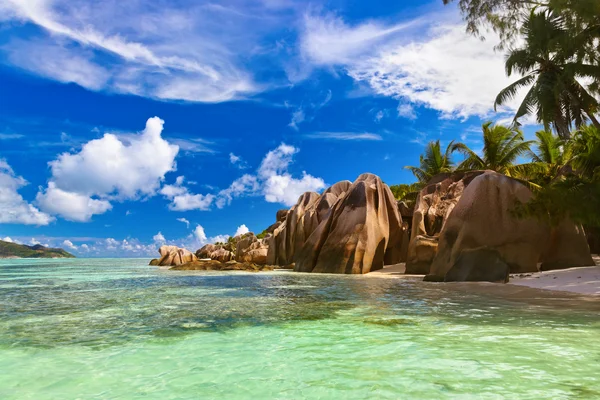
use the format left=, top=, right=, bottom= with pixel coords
left=295, top=174, right=406, bottom=274
left=153, top=245, right=198, bottom=267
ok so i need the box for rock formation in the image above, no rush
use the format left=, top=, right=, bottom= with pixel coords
left=422, top=172, right=594, bottom=281
left=196, top=244, right=235, bottom=262
left=235, top=233, right=268, bottom=265
left=263, top=174, right=406, bottom=274
left=294, top=174, right=405, bottom=274
left=405, top=171, right=485, bottom=274
left=151, top=245, right=197, bottom=267
left=266, top=180, right=353, bottom=266
left=171, top=260, right=274, bottom=272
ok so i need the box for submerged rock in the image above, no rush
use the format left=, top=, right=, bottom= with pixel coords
left=170, top=260, right=274, bottom=272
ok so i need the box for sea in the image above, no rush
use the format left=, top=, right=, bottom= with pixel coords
left=0, top=258, right=599, bottom=399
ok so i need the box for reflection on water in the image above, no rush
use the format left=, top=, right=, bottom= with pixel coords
left=0, top=258, right=599, bottom=399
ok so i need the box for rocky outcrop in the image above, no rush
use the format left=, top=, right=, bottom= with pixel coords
left=541, top=220, right=595, bottom=271
left=266, top=181, right=354, bottom=267
left=152, top=245, right=197, bottom=267
left=196, top=244, right=235, bottom=262
left=235, top=233, right=268, bottom=265
left=171, top=260, right=275, bottom=272
left=441, top=248, right=510, bottom=283
left=425, top=172, right=593, bottom=281
left=294, top=174, right=406, bottom=274
left=406, top=171, right=485, bottom=274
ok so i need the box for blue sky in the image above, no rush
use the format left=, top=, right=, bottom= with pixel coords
left=0, top=0, right=535, bottom=257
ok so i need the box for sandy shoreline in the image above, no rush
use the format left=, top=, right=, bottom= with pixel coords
left=368, top=256, right=600, bottom=296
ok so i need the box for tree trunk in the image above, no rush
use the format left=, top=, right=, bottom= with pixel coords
left=587, top=111, right=600, bottom=131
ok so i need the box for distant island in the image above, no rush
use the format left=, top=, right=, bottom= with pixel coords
left=0, top=240, right=75, bottom=259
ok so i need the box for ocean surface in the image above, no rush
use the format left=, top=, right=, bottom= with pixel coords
left=0, top=258, right=599, bottom=399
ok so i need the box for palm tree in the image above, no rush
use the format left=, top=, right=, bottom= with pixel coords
left=528, top=129, right=572, bottom=183
left=451, top=122, right=538, bottom=178
left=494, top=10, right=600, bottom=139
left=405, top=140, right=455, bottom=183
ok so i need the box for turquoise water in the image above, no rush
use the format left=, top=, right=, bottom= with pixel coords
left=0, top=259, right=599, bottom=399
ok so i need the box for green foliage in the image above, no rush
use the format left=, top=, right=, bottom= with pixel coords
left=256, top=230, right=268, bottom=239
left=452, top=122, right=539, bottom=178
left=389, top=183, right=423, bottom=202
left=405, top=140, right=456, bottom=183
left=514, top=125, right=600, bottom=226
left=0, top=240, right=75, bottom=259
left=494, top=10, right=600, bottom=138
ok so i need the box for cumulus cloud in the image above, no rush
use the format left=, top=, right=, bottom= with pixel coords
left=258, top=144, right=326, bottom=206
left=160, top=176, right=215, bottom=211
left=0, top=159, right=54, bottom=225
left=153, top=232, right=166, bottom=243
left=234, top=224, right=250, bottom=237
left=36, top=183, right=113, bottom=222
left=2, top=237, right=14, bottom=243
left=194, top=225, right=208, bottom=244
left=37, top=117, right=178, bottom=221
left=62, top=239, right=77, bottom=250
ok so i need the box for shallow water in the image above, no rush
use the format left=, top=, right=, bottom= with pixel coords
left=0, top=258, right=599, bottom=399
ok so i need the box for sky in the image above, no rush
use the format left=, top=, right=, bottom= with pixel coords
left=0, top=0, right=537, bottom=257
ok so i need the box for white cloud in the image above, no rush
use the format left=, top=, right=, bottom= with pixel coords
left=0, top=159, right=54, bottom=225
left=217, top=174, right=260, bottom=208
left=229, top=152, right=248, bottom=169
left=80, top=243, right=89, bottom=251
left=218, top=143, right=325, bottom=207
left=0, top=133, right=24, bottom=140
left=169, top=193, right=215, bottom=211
left=234, top=224, right=250, bottom=237
left=397, top=103, right=417, bottom=120
left=62, top=239, right=77, bottom=250
left=153, top=232, right=166, bottom=243
left=176, top=217, right=190, bottom=228
left=160, top=176, right=215, bottom=211
left=304, top=132, right=382, bottom=141
left=194, top=225, right=208, bottom=245
left=2, top=237, right=14, bottom=243
left=263, top=173, right=326, bottom=206
left=288, top=109, right=305, bottom=131
left=301, top=13, right=525, bottom=121
left=346, top=24, right=521, bottom=120
left=36, top=182, right=113, bottom=222
left=301, top=12, right=421, bottom=66
left=37, top=117, right=178, bottom=221
left=0, top=0, right=297, bottom=102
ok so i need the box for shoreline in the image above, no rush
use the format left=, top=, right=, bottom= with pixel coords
left=367, top=256, right=600, bottom=297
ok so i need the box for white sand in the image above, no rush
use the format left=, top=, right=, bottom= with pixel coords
left=509, top=256, right=600, bottom=296
left=366, top=263, right=424, bottom=279
left=369, top=257, right=600, bottom=296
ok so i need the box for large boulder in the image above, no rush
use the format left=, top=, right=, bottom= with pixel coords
left=405, top=171, right=485, bottom=274
left=266, top=181, right=353, bottom=266
left=235, top=233, right=269, bottom=265
left=295, top=174, right=406, bottom=274
left=196, top=244, right=235, bottom=262
left=152, top=245, right=198, bottom=267
left=426, top=172, right=593, bottom=281
left=541, top=220, right=594, bottom=271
